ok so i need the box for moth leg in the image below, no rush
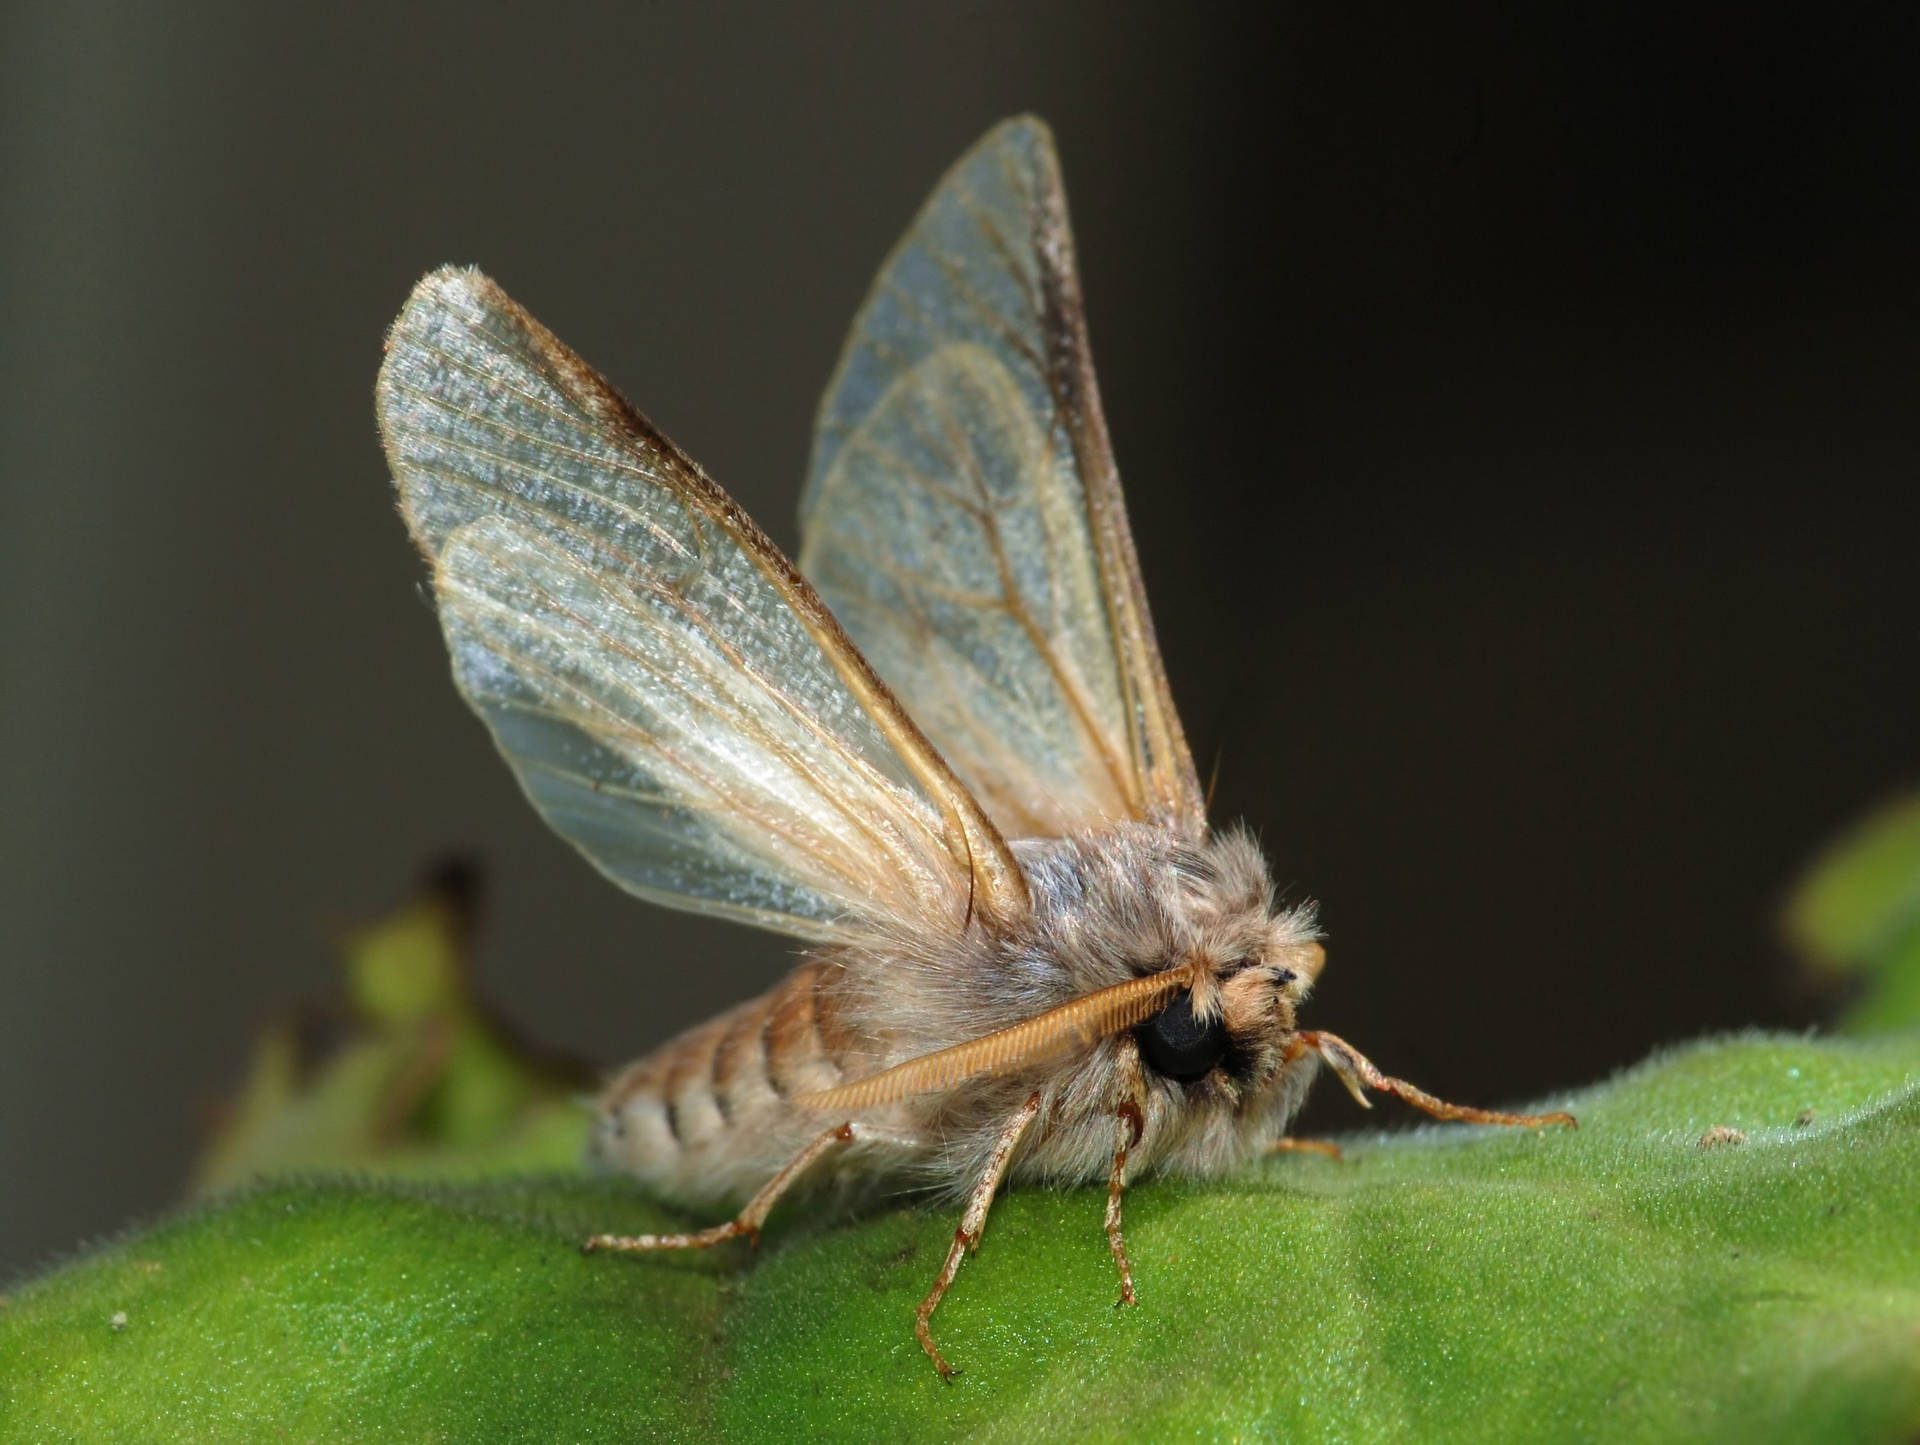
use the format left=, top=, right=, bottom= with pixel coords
left=1266, top=1136, right=1344, bottom=1161
left=917, top=1091, right=1043, bottom=1381
left=582, top=1121, right=854, bottom=1254
left=1104, top=1100, right=1144, bottom=1306
left=1296, top=1031, right=1577, bottom=1130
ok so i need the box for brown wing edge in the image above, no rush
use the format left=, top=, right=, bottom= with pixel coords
left=1020, top=121, right=1208, bottom=839
left=376, top=266, right=1032, bottom=927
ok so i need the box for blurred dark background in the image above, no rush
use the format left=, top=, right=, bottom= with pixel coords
left=5, top=2, right=1917, bottom=1277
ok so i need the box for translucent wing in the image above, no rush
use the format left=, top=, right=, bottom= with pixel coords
left=798, top=116, right=1205, bottom=841
left=378, top=268, right=1029, bottom=941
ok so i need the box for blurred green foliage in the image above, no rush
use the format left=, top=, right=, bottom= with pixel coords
left=188, top=860, right=591, bottom=1193
left=1787, top=789, right=1920, bottom=1034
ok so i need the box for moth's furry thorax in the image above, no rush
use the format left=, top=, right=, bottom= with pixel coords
left=833, top=821, right=1326, bottom=1192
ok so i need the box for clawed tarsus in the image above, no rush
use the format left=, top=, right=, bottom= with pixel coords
left=1267, top=1135, right=1344, bottom=1161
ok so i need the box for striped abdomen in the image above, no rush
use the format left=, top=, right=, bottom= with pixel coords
left=589, top=959, right=882, bottom=1207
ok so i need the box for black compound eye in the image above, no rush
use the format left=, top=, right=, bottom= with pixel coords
left=1134, top=988, right=1227, bottom=1083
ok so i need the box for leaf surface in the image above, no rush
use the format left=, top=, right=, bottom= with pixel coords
left=7, top=1031, right=1918, bottom=1443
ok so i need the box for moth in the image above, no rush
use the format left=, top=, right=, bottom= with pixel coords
left=376, top=116, right=1573, bottom=1379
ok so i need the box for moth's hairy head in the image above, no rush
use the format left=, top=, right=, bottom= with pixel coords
left=1133, top=876, right=1321, bottom=1098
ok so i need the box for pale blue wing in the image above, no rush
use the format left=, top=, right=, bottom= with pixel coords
left=799, top=117, right=1205, bottom=841
left=378, top=268, right=1024, bottom=941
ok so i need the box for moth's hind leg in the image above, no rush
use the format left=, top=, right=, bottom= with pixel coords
left=1296, top=1031, right=1577, bottom=1131
left=917, top=1092, right=1042, bottom=1381
left=583, top=1121, right=854, bottom=1254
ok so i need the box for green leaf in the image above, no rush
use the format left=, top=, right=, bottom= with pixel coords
left=1786, top=790, right=1920, bottom=1034
left=8, top=1031, right=1918, bottom=1443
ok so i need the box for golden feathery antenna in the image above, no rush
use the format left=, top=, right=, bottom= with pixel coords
left=797, top=964, right=1198, bottom=1113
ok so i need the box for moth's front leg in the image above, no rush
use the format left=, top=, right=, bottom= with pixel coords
left=1295, top=1031, right=1577, bottom=1131
left=582, top=1120, right=854, bottom=1254
left=917, top=1091, right=1043, bottom=1381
